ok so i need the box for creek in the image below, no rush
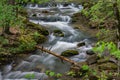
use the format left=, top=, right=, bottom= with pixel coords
left=0, top=3, right=95, bottom=80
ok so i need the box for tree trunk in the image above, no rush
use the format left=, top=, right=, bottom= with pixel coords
left=3, top=21, right=11, bottom=34
left=36, top=45, right=78, bottom=66
left=113, top=0, right=120, bottom=41
left=2, top=0, right=16, bottom=35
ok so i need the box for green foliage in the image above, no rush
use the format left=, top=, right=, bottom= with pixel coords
left=0, top=0, right=16, bottom=27
left=16, top=0, right=49, bottom=4
left=93, top=41, right=120, bottom=59
left=33, top=31, right=41, bottom=41
left=67, top=71, right=76, bottom=77
left=56, top=73, right=62, bottom=77
left=97, top=71, right=108, bottom=80
left=0, top=36, right=9, bottom=45
left=81, top=65, right=89, bottom=71
left=45, top=70, right=62, bottom=77
left=8, top=34, right=37, bottom=54
left=18, top=34, right=37, bottom=51
left=81, top=0, right=119, bottom=28
left=24, top=73, right=35, bottom=79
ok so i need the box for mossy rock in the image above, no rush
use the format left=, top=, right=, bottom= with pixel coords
left=23, top=19, right=49, bottom=36
left=97, top=58, right=109, bottom=64
left=53, top=29, right=64, bottom=37
left=61, top=50, right=79, bottom=57
left=32, top=14, right=37, bottom=17
left=19, top=8, right=28, bottom=17
left=98, top=62, right=117, bottom=70
left=77, top=42, right=85, bottom=47
left=35, top=34, right=47, bottom=44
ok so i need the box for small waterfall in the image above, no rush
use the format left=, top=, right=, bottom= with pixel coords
left=3, top=64, right=12, bottom=74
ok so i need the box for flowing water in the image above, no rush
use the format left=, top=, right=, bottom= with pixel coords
left=0, top=3, right=95, bottom=80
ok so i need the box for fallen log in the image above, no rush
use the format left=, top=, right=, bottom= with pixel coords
left=36, top=45, right=78, bottom=66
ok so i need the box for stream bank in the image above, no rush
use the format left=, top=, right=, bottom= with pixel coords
left=0, top=11, right=49, bottom=66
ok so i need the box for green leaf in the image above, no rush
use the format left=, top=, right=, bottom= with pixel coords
left=49, top=72, right=55, bottom=77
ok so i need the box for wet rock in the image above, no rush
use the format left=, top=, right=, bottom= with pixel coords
left=61, top=50, right=79, bottom=57
left=53, top=29, right=64, bottom=37
left=32, top=14, right=37, bottom=17
left=33, top=65, right=45, bottom=73
left=63, top=3, right=69, bottom=7
left=41, top=10, right=49, bottom=13
left=77, top=42, right=85, bottom=47
left=19, top=8, right=28, bottom=17
left=86, top=54, right=98, bottom=65
left=34, top=34, right=47, bottom=44
left=86, top=50, right=95, bottom=55
left=98, top=62, right=117, bottom=70
left=24, top=20, right=49, bottom=36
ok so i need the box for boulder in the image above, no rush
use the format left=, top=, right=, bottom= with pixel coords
left=77, top=42, right=85, bottom=47
left=32, top=14, right=37, bottom=17
left=53, top=29, right=64, bottom=37
left=23, top=20, right=49, bottom=36
left=86, top=50, right=95, bottom=55
left=41, top=10, right=49, bottom=13
left=61, top=50, right=79, bottom=57
left=86, top=54, right=98, bottom=65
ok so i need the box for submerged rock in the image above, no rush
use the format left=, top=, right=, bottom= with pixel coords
left=86, top=50, right=95, bottom=55
left=53, top=29, right=64, bottom=37
left=41, top=10, right=49, bottom=13
left=61, top=50, right=79, bottom=57
left=77, top=42, right=85, bottom=47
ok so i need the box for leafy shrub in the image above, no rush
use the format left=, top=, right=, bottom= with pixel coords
left=93, top=41, right=120, bottom=59
left=81, top=65, right=89, bottom=71
left=0, top=36, right=9, bottom=45
left=46, top=70, right=62, bottom=77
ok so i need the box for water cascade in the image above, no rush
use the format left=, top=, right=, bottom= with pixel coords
left=0, top=3, right=95, bottom=80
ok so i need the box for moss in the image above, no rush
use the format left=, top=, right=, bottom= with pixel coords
left=19, top=8, right=28, bottom=17
left=61, top=50, right=79, bottom=57
left=24, top=20, right=49, bottom=36
left=34, top=34, right=47, bottom=44
left=53, top=29, right=64, bottom=37
left=98, top=62, right=117, bottom=70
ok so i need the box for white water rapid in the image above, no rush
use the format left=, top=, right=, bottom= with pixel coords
left=0, top=3, right=95, bottom=80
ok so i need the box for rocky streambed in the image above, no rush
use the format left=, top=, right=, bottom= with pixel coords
left=0, top=3, right=100, bottom=80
